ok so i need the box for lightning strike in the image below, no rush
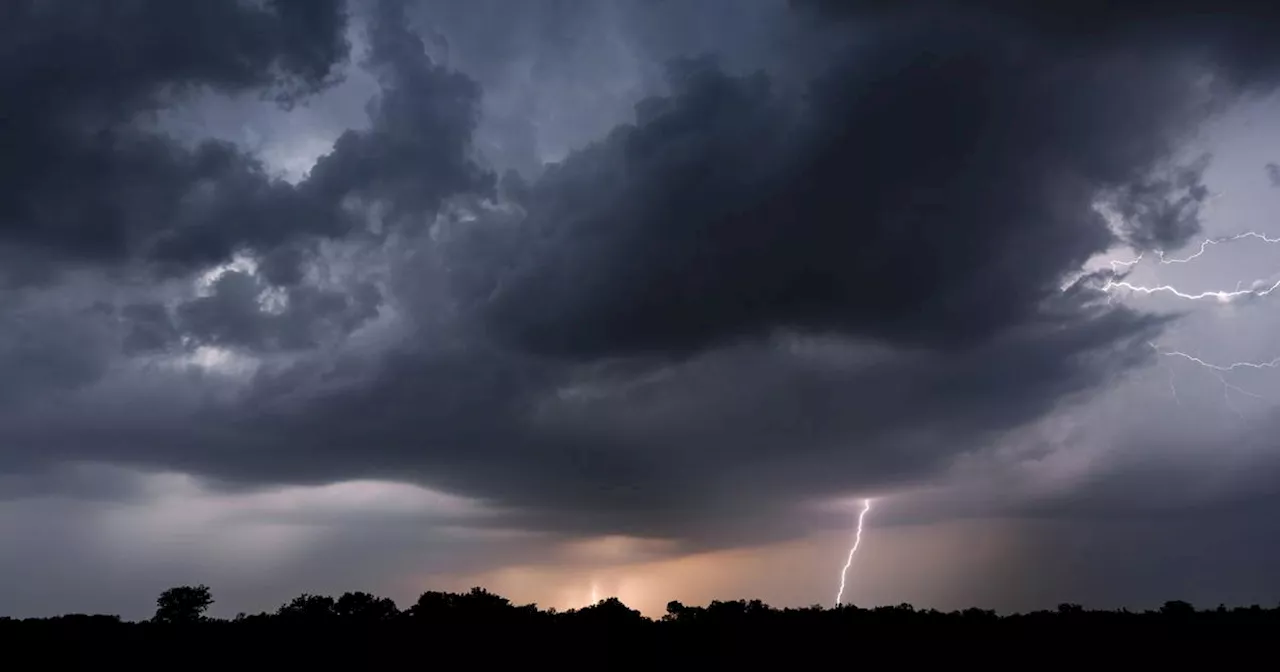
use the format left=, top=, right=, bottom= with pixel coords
left=834, top=498, right=873, bottom=607
left=1156, top=231, right=1280, bottom=264
left=1092, top=192, right=1280, bottom=415
left=1101, top=230, right=1280, bottom=303
left=1152, top=343, right=1280, bottom=372
left=1101, top=277, right=1280, bottom=302
left=1097, top=231, right=1280, bottom=412
left=1149, top=343, right=1275, bottom=416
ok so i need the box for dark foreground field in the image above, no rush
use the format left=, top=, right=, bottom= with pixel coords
left=4, top=586, right=1277, bottom=666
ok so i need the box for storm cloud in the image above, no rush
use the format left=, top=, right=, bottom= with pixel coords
left=5, top=0, right=1280, bottom=617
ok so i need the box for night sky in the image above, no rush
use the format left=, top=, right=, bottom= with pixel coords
left=4, top=0, right=1280, bottom=619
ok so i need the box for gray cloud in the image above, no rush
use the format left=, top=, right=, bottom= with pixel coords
left=5, top=0, right=1277, bottom=520
left=119, top=302, right=181, bottom=355
left=480, top=30, right=1215, bottom=361
left=0, top=0, right=350, bottom=281
left=0, top=0, right=491, bottom=289
left=304, top=0, right=495, bottom=226
left=0, top=304, right=113, bottom=405
left=6, top=0, right=1280, bottom=616
left=0, top=288, right=1169, bottom=553
left=266, top=1, right=1280, bottom=546
left=175, top=271, right=381, bottom=352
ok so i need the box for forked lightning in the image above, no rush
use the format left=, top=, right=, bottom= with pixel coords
left=1099, top=230, right=1280, bottom=414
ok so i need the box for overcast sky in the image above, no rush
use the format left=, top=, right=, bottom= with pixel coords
left=4, top=0, right=1280, bottom=620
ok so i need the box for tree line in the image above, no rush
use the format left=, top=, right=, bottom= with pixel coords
left=2, top=585, right=1277, bottom=664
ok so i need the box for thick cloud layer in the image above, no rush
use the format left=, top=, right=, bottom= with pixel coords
left=5, top=0, right=1280, bottom=610
left=0, top=0, right=491, bottom=289
left=0, top=0, right=349, bottom=280
left=481, top=43, right=1206, bottom=359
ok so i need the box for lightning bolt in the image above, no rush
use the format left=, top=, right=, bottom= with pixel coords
left=1091, top=228, right=1280, bottom=416
left=1101, top=277, right=1280, bottom=302
left=1150, top=342, right=1275, bottom=417
left=834, top=498, right=872, bottom=607
left=1152, top=344, right=1280, bottom=372
left=1155, top=231, right=1280, bottom=264
left=1100, top=230, right=1280, bottom=303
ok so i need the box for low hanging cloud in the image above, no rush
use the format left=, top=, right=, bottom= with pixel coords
left=6, top=0, right=1280, bottom=582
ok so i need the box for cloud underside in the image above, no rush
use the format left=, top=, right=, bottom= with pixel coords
left=3, top=0, right=1280, bottom=551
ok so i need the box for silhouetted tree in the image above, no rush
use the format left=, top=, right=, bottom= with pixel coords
left=664, top=600, right=686, bottom=622
left=1160, top=600, right=1196, bottom=617
left=459, top=586, right=510, bottom=612
left=277, top=594, right=336, bottom=621
left=334, top=591, right=399, bottom=621
left=8, top=583, right=1280, bottom=665
left=407, top=590, right=455, bottom=619
left=153, top=585, right=213, bottom=624
left=573, top=596, right=645, bottom=626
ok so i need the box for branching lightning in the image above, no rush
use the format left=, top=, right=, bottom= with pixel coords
left=834, top=498, right=872, bottom=607
left=822, top=229, right=1277, bottom=607
left=1154, top=344, right=1280, bottom=372
left=1101, top=276, right=1280, bottom=302
left=1154, top=231, right=1280, bottom=264
left=1150, top=342, right=1274, bottom=417
left=1095, top=230, right=1280, bottom=417
left=1102, top=230, right=1280, bottom=303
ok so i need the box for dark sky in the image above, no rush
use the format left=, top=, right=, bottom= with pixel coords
left=4, top=0, right=1280, bottom=618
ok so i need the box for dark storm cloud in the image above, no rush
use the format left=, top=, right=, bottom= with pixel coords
left=303, top=0, right=494, bottom=228
left=119, top=302, right=181, bottom=355
left=795, top=0, right=1280, bottom=45
left=0, top=292, right=1166, bottom=550
left=175, top=271, right=381, bottom=352
left=407, top=0, right=833, bottom=180
left=0, top=0, right=490, bottom=288
left=0, top=0, right=350, bottom=281
left=0, top=0, right=497, bottom=425
left=318, top=297, right=1165, bottom=544
left=404, top=0, right=648, bottom=178
left=409, top=0, right=607, bottom=84
left=148, top=0, right=495, bottom=283
left=482, top=23, right=1211, bottom=360
left=0, top=302, right=114, bottom=405
left=0, top=463, right=158, bottom=505
left=316, top=0, right=1280, bottom=541
left=1266, top=162, right=1280, bottom=187
left=8, top=0, right=1280, bottom=555
left=1101, top=156, right=1214, bottom=253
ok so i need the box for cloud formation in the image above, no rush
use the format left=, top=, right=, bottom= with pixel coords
left=0, top=0, right=350, bottom=280
left=6, top=0, right=1280, bottom=615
